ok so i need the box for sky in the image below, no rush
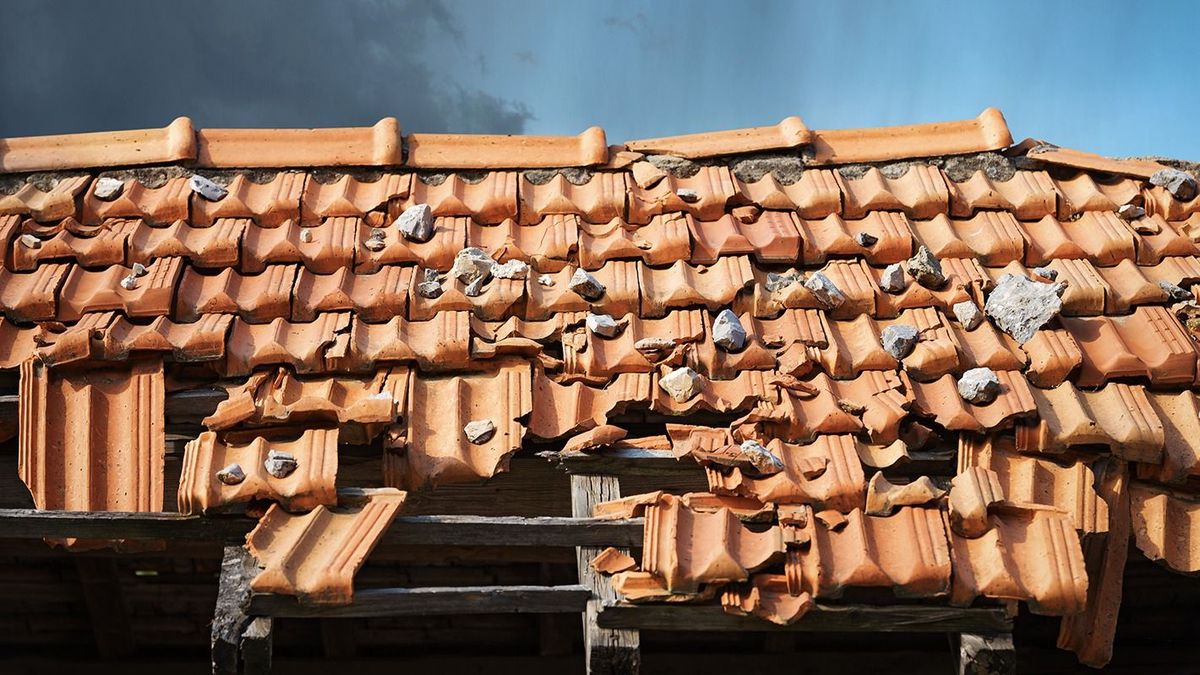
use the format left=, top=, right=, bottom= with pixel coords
left=1, top=0, right=1196, bottom=160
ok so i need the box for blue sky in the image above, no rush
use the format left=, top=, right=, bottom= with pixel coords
left=1, top=0, right=1196, bottom=159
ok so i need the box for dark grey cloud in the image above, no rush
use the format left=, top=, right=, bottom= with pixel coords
left=0, top=0, right=533, bottom=136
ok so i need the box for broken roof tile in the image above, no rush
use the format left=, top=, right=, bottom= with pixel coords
left=578, top=214, right=688, bottom=269
left=1053, top=173, right=1140, bottom=219
left=809, top=108, right=1012, bottom=164
left=1129, top=483, right=1200, bottom=573
left=408, top=274, right=525, bottom=322
left=837, top=165, right=950, bottom=220
left=223, top=313, right=351, bottom=376
left=561, top=310, right=704, bottom=380
left=751, top=260, right=879, bottom=320
left=625, top=117, right=810, bottom=158
left=799, top=211, right=913, bottom=266
left=192, top=172, right=305, bottom=227
left=1028, top=146, right=1167, bottom=179
left=706, top=435, right=865, bottom=512
left=292, top=266, right=411, bottom=323
left=0, top=175, right=89, bottom=222
left=247, top=490, right=407, bottom=605
left=721, top=574, right=813, bottom=626
left=300, top=172, right=410, bottom=223
left=735, top=168, right=841, bottom=218
left=406, top=127, right=607, bottom=168
left=1017, top=382, right=1164, bottom=463
left=1021, top=329, right=1083, bottom=388
left=0, top=319, right=38, bottom=368
left=127, top=217, right=245, bottom=269
left=36, top=312, right=232, bottom=367
left=176, top=264, right=297, bottom=323
left=628, top=166, right=738, bottom=224
left=1145, top=391, right=1200, bottom=483
left=178, top=428, right=339, bottom=514
left=686, top=213, right=757, bottom=264
left=529, top=369, right=652, bottom=439
left=197, top=119, right=402, bottom=167
left=948, top=169, right=1057, bottom=220
left=12, top=216, right=133, bottom=271
left=0, top=117, right=195, bottom=172
left=911, top=370, right=1035, bottom=431
left=1144, top=185, right=1200, bottom=222
left=651, top=368, right=772, bottom=416
left=519, top=171, right=626, bottom=225
left=59, top=257, right=182, bottom=322
left=873, top=258, right=985, bottom=318
left=470, top=215, right=579, bottom=272
left=356, top=215, right=465, bottom=272
left=525, top=262, right=640, bottom=320
left=639, top=257, right=755, bottom=317
left=82, top=175, right=191, bottom=225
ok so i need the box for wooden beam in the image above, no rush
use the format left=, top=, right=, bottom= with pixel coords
left=0, top=510, right=642, bottom=548
left=957, top=632, right=1016, bottom=675
left=571, top=474, right=641, bottom=675
left=596, top=604, right=1014, bottom=634
left=248, top=585, right=591, bottom=618
left=545, top=447, right=956, bottom=479
left=74, top=557, right=135, bottom=659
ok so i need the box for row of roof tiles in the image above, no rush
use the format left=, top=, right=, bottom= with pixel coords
left=4, top=164, right=1199, bottom=229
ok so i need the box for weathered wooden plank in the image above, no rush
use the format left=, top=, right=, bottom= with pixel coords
left=572, top=474, right=641, bottom=675
left=0, top=510, right=642, bottom=547
left=958, top=632, right=1016, bottom=675
left=596, top=604, right=1014, bottom=634
left=248, top=585, right=592, bottom=618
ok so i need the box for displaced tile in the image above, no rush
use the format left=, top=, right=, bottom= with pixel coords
left=706, top=435, right=865, bottom=512
left=561, top=310, right=704, bottom=380
left=578, top=214, right=687, bottom=269
left=329, top=313, right=471, bottom=373
left=0, top=175, right=89, bottom=222
left=628, top=166, right=738, bottom=223
left=529, top=369, right=652, bottom=439
left=178, top=428, right=339, bottom=514
left=1053, top=173, right=1140, bottom=218
left=625, top=117, right=810, bottom=158
left=752, top=260, right=880, bottom=319
left=1027, top=146, right=1166, bottom=179
left=247, top=490, right=407, bottom=604
left=911, top=370, right=1035, bottom=431
left=1129, top=483, right=1200, bottom=573
left=1061, top=307, right=1199, bottom=387
left=0, top=262, right=70, bottom=322
left=471, top=215, right=579, bottom=272
left=408, top=272, right=525, bottom=322
left=1020, top=329, right=1082, bottom=388
left=1145, top=391, right=1200, bottom=483
left=721, top=574, right=813, bottom=626
left=35, top=312, right=232, bottom=366
left=1017, top=382, right=1164, bottom=463
left=223, top=313, right=351, bottom=376
left=175, top=265, right=297, bottom=323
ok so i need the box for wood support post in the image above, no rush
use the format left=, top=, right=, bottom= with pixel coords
left=570, top=473, right=640, bottom=675
left=213, top=545, right=274, bottom=675
left=957, top=632, right=1016, bottom=675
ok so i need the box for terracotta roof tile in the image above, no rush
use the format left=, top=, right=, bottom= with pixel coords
left=240, top=217, right=356, bottom=274
left=409, top=274, right=525, bottom=322
left=578, top=214, right=687, bottom=269
left=59, top=256, right=182, bottom=322
left=735, top=371, right=907, bottom=444
left=331, top=312, right=471, bottom=373
left=912, top=212, right=1025, bottom=266
left=628, top=166, right=738, bottom=223
left=12, top=217, right=133, bottom=271
left=388, top=361, right=532, bottom=488
left=529, top=369, right=651, bottom=439
left=1052, top=174, right=1140, bottom=219
left=873, top=258, right=984, bottom=318
left=401, top=172, right=516, bottom=224
left=624, top=117, right=810, bottom=158
left=837, top=165, right=949, bottom=220
left=0, top=320, right=37, bottom=368
left=176, top=264, right=297, bottom=323
left=818, top=314, right=893, bottom=378
left=1131, top=214, right=1200, bottom=264
left=651, top=369, right=773, bottom=416
left=1017, top=382, right=1163, bottom=462
left=353, top=215, right=462, bottom=272
left=292, top=266, right=411, bottom=322
left=246, top=490, right=406, bottom=604
left=799, top=212, right=913, bottom=265
left=639, top=257, right=754, bottom=317
left=223, top=313, right=351, bottom=376
left=82, top=175, right=191, bottom=225
left=706, top=435, right=865, bottom=511
left=1144, top=186, right=1200, bottom=221
left=911, top=371, right=1035, bottom=431
left=949, top=503, right=1088, bottom=615
left=35, top=312, right=232, bottom=367
left=519, top=171, right=626, bottom=225
left=1027, top=146, right=1167, bottom=179
left=470, top=215, right=578, bottom=272
left=1062, top=307, right=1199, bottom=388
left=1144, top=390, right=1200, bottom=483
left=196, top=119, right=402, bottom=167
left=734, top=169, right=841, bottom=218
left=686, top=213, right=758, bottom=264
left=1020, top=329, right=1083, bottom=388
left=18, top=359, right=164, bottom=513
left=178, top=428, right=339, bottom=514
left=0, top=175, right=90, bottom=221
left=751, top=259, right=880, bottom=319
left=192, top=172, right=305, bottom=226
left=947, top=170, right=1058, bottom=220
left=1097, top=256, right=1200, bottom=313
left=809, top=108, right=1012, bottom=164
left=1129, top=483, right=1199, bottom=573
left=0, top=117, right=195, bottom=172
left=525, top=262, right=640, bottom=320
left=561, top=310, right=704, bottom=380
left=300, top=172, right=410, bottom=224
left=721, top=574, right=812, bottom=626
left=406, top=127, right=607, bottom=169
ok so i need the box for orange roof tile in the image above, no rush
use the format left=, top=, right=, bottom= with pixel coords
left=625, top=116, right=811, bottom=158
left=809, top=108, right=1012, bottom=164
left=0, top=117, right=195, bottom=172
left=196, top=119, right=401, bottom=167
left=407, top=127, right=607, bottom=169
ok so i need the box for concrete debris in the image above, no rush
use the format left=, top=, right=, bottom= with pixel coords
left=804, top=271, right=846, bottom=308
left=957, top=367, right=1001, bottom=405
left=450, top=247, right=494, bottom=285
left=216, top=463, right=246, bottom=486
left=855, top=231, right=878, bottom=247
left=416, top=279, right=443, bottom=299
left=905, top=246, right=945, bottom=289
left=93, top=176, right=125, bottom=201
left=711, top=309, right=748, bottom=352
left=364, top=228, right=387, bottom=251
left=491, top=259, right=530, bottom=280
left=1150, top=168, right=1198, bottom=201
left=953, top=300, right=984, bottom=330
left=675, top=188, right=700, bottom=203
left=298, top=228, right=314, bottom=243
left=464, top=419, right=496, bottom=444
left=645, top=154, right=701, bottom=178
left=463, top=275, right=487, bottom=297
left=131, top=262, right=148, bottom=277
left=1116, top=203, right=1146, bottom=221
left=659, top=366, right=704, bottom=403
left=1159, top=280, right=1193, bottom=302
left=423, top=268, right=440, bottom=283
left=880, top=324, right=919, bottom=360
left=189, top=174, right=227, bottom=201
left=1032, top=266, right=1057, bottom=281
left=537, top=273, right=556, bottom=287
left=568, top=268, right=606, bottom=300
left=395, top=203, right=435, bottom=243
left=17, top=234, right=40, bottom=249
left=879, top=263, right=906, bottom=293
left=984, top=273, right=1065, bottom=344
left=264, top=450, right=298, bottom=479
left=738, top=440, right=785, bottom=475
left=765, top=271, right=803, bottom=293
left=119, top=274, right=138, bottom=290
left=586, top=313, right=624, bottom=338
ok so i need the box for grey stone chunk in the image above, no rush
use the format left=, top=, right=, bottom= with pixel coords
left=711, top=309, right=747, bottom=352
left=953, top=300, right=984, bottom=330
left=658, top=366, right=704, bottom=403
left=905, top=246, right=945, bottom=289
left=423, top=268, right=440, bottom=283
left=416, top=280, right=443, bottom=299
left=984, top=274, right=1065, bottom=344
left=93, top=177, right=125, bottom=201
left=395, top=203, right=434, bottom=242
left=537, top=273, right=556, bottom=287
left=957, top=367, right=1001, bottom=405
left=364, top=228, right=387, bottom=251
left=464, top=419, right=496, bottom=444
left=1031, top=266, right=1058, bottom=281
left=880, top=324, right=919, bottom=360
left=463, top=276, right=487, bottom=297
left=264, top=450, right=298, bottom=479
left=491, top=259, right=530, bottom=280
left=804, top=271, right=846, bottom=308
left=119, top=274, right=139, bottom=290
left=675, top=188, right=700, bottom=203
left=855, top=231, right=878, bottom=247
left=738, top=440, right=785, bottom=475
left=765, top=271, right=803, bottom=292
left=216, top=463, right=246, bottom=486
left=131, top=262, right=148, bottom=277
left=880, top=263, right=906, bottom=293
left=1117, top=203, right=1146, bottom=221
left=586, top=313, right=623, bottom=338
left=1150, top=168, right=1198, bottom=201
left=450, top=247, right=494, bottom=285
left=1159, top=280, right=1192, bottom=302
left=189, top=174, right=228, bottom=201
left=568, top=268, right=606, bottom=300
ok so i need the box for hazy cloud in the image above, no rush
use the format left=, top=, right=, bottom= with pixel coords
left=0, top=0, right=533, bottom=135
left=513, top=50, right=537, bottom=65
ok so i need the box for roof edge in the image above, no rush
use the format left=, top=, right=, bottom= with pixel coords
left=0, top=117, right=197, bottom=173
left=624, top=116, right=812, bottom=159
left=406, top=126, right=608, bottom=169
left=808, top=108, right=1013, bottom=165
left=1025, top=145, right=1168, bottom=179
left=197, top=118, right=402, bottom=168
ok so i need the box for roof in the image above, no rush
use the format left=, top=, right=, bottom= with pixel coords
left=2, top=107, right=1199, bottom=668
